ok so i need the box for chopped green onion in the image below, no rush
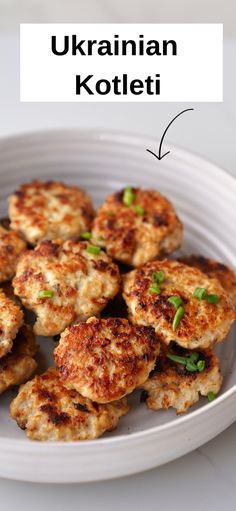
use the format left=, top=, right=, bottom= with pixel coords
left=206, top=294, right=220, bottom=304
left=38, top=290, right=54, bottom=299
left=167, top=296, right=183, bottom=309
left=167, top=353, right=188, bottom=365
left=97, top=235, right=104, bottom=241
left=186, top=361, right=198, bottom=372
left=193, top=287, right=220, bottom=304
left=123, top=186, right=135, bottom=207
left=86, top=245, right=101, bottom=255
left=152, top=271, right=165, bottom=284
left=172, top=306, right=185, bottom=331
left=207, top=391, right=216, bottom=402
left=193, top=287, right=207, bottom=300
left=197, top=360, right=206, bottom=372
left=189, top=352, right=200, bottom=363
left=81, top=231, right=92, bottom=240
left=167, top=351, right=204, bottom=373
left=149, top=283, right=161, bottom=294
left=133, top=205, right=145, bottom=216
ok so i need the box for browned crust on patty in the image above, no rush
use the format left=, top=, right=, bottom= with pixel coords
left=141, top=343, right=222, bottom=414
left=0, top=289, right=23, bottom=358
left=0, top=226, right=26, bottom=283
left=0, top=325, right=37, bottom=394
left=180, top=255, right=236, bottom=307
left=91, top=188, right=183, bottom=267
left=13, top=239, right=120, bottom=336
left=10, top=367, right=129, bottom=441
left=123, top=259, right=235, bottom=350
left=54, top=317, right=160, bottom=403
left=9, top=180, right=94, bottom=245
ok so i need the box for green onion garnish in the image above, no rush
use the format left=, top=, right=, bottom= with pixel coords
left=197, top=360, right=205, bottom=372
left=167, top=295, right=183, bottom=309
left=133, top=205, right=145, bottom=216
left=207, top=391, right=216, bottom=402
left=189, top=352, right=200, bottom=363
left=193, top=288, right=220, bottom=304
left=86, top=245, right=101, bottom=255
left=167, top=351, right=205, bottom=373
left=81, top=232, right=92, bottom=240
left=186, top=361, right=198, bottom=372
left=123, top=186, right=135, bottom=207
left=206, top=294, right=220, bottom=304
left=193, top=287, right=207, bottom=300
left=38, top=290, right=54, bottom=299
left=149, top=283, right=161, bottom=294
left=152, top=271, right=165, bottom=284
left=172, top=306, right=185, bottom=331
left=97, top=235, right=104, bottom=241
left=167, top=353, right=188, bottom=365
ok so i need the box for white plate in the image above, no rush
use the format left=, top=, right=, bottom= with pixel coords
left=0, top=129, right=235, bottom=484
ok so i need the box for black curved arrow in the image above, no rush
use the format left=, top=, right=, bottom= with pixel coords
left=146, top=108, right=194, bottom=161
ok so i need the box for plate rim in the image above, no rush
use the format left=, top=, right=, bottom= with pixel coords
left=0, top=125, right=236, bottom=184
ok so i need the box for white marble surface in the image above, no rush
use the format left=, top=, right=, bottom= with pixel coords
left=0, top=31, right=236, bottom=508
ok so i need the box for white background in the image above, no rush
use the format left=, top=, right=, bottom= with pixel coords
left=20, top=23, right=222, bottom=102
left=0, top=0, right=236, bottom=36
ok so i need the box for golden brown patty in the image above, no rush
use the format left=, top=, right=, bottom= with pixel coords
left=141, top=343, right=222, bottom=414
left=13, top=240, right=120, bottom=336
left=0, top=226, right=26, bottom=283
left=0, top=289, right=23, bottom=358
left=91, top=187, right=183, bottom=267
left=10, top=368, right=129, bottom=441
left=180, top=255, right=236, bottom=307
left=8, top=180, right=94, bottom=245
left=0, top=325, right=37, bottom=395
left=123, top=259, right=235, bottom=350
left=54, top=317, right=160, bottom=403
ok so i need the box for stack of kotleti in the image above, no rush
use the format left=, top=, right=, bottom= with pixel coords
left=0, top=180, right=233, bottom=441
left=0, top=224, right=37, bottom=397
